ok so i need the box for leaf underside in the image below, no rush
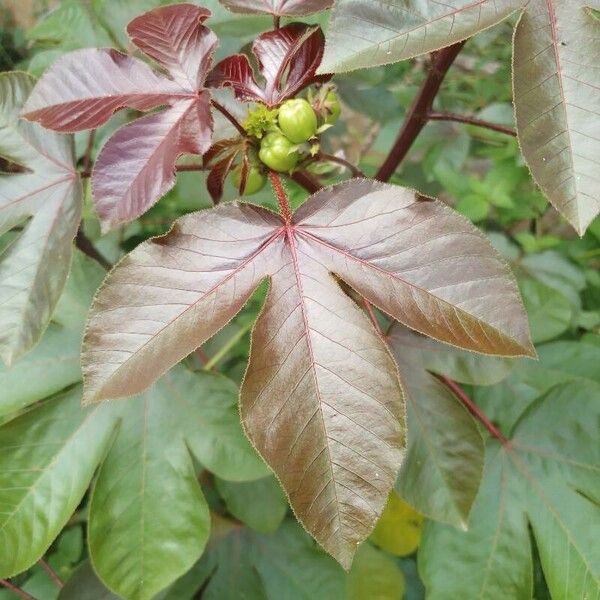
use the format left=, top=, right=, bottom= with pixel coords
left=320, top=0, right=600, bottom=233
left=82, top=178, right=533, bottom=567
left=219, top=0, right=334, bottom=16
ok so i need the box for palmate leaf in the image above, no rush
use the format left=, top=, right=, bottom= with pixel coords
left=420, top=379, right=600, bottom=599
left=319, top=0, right=600, bottom=234
left=218, top=0, right=333, bottom=16
left=0, top=72, right=81, bottom=366
left=207, top=22, right=330, bottom=106
left=0, top=250, right=266, bottom=598
left=23, top=3, right=217, bottom=231
left=82, top=178, right=533, bottom=567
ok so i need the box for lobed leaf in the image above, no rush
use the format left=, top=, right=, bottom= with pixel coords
left=23, top=4, right=219, bottom=230
left=219, top=0, right=333, bottom=17
left=82, top=178, right=533, bottom=567
left=388, top=325, right=484, bottom=528
left=420, top=380, right=600, bottom=599
left=319, top=0, right=523, bottom=73
left=207, top=22, right=330, bottom=106
left=0, top=71, right=81, bottom=366
left=513, top=0, right=600, bottom=234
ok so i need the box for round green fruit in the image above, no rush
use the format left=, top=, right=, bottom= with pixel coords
left=277, top=98, right=318, bottom=143
left=258, top=132, right=299, bottom=172
left=232, top=164, right=266, bottom=195
left=324, top=91, right=341, bottom=125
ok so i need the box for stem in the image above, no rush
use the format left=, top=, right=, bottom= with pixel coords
left=82, top=130, right=96, bottom=173
left=39, top=559, right=64, bottom=588
left=427, top=112, right=517, bottom=136
left=376, top=41, right=466, bottom=182
left=362, top=299, right=384, bottom=337
left=269, top=171, right=292, bottom=223
left=203, top=321, right=253, bottom=371
left=210, top=99, right=247, bottom=138
left=273, top=15, right=281, bottom=29
left=436, top=374, right=509, bottom=445
left=75, top=229, right=112, bottom=270
left=318, top=153, right=365, bottom=178
left=290, top=170, right=321, bottom=194
left=175, top=163, right=208, bottom=172
left=0, top=579, right=36, bottom=600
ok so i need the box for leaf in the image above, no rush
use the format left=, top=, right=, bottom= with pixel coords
left=0, top=71, right=81, bottom=366
left=420, top=379, right=600, bottom=599
left=219, top=0, right=333, bottom=16
left=388, top=325, right=485, bottom=527
left=369, top=491, right=424, bottom=557
left=82, top=179, right=533, bottom=567
left=23, top=4, right=218, bottom=230
left=319, top=0, right=523, bottom=73
left=58, top=561, right=119, bottom=600
left=320, top=0, right=600, bottom=233
left=348, top=543, right=405, bottom=600
left=207, top=23, right=330, bottom=106
left=215, top=476, right=288, bottom=533
left=519, top=276, right=572, bottom=343
left=513, top=0, right=600, bottom=234
left=474, top=337, right=600, bottom=432
left=0, top=251, right=104, bottom=418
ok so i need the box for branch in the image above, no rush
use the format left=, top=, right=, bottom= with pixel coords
left=290, top=170, right=321, bottom=194
left=317, top=153, right=365, bottom=178
left=39, top=559, right=64, bottom=588
left=75, top=229, right=112, bottom=270
left=435, top=374, right=509, bottom=445
left=427, top=112, right=516, bottom=136
left=0, top=579, right=36, bottom=600
left=210, top=99, right=247, bottom=138
left=376, top=41, right=466, bottom=182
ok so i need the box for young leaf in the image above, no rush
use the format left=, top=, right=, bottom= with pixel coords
left=513, top=0, right=600, bottom=235
left=23, top=4, right=218, bottom=230
left=388, top=324, right=485, bottom=528
left=82, top=179, right=533, bottom=567
left=420, top=380, right=600, bottom=599
left=219, top=0, right=333, bottom=16
left=207, top=23, right=330, bottom=106
left=319, top=0, right=523, bottom=73
left=320, top=0, right=600, bottom=233
left=0, top=71, right=81, bottom=366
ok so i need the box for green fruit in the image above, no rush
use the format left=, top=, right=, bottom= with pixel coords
left=259, top=132, right=299, bottom=172
left=324, top=91, right=341, bottom=125
left=277, top=98, right=317, bottom=143
left=232, top=164, right=266, bottom=195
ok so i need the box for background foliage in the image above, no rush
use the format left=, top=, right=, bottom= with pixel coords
left=0, top=1, right=598, bottom=599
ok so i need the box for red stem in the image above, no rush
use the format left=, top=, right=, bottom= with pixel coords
left=376, top=41, right=466, bottom=182
left=436, top=374, right=509, bottom=444
left=269, top=171, right=293, bottom=223
left=290, top=170, right=321, bottom=194
left=273, top=15, right=281, bottom=29
left=0, top=579, right=36, bottom=600
left=210, top=99, right=247, bottom=138
left=39, top=559, right=64, bottom=588
left=428, top=111, right=517, bottom=136
left=363, top=299, right=384, bottom=337
left=317, top=153, right=365, bottom=178
left=82, top=130, right=96, bottom=173
left=75, top=229, right=112, bottom=270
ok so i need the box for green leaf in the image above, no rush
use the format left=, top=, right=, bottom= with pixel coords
left=519, top=277, right=572, bottom=343
left=0, top=386, right=117, bottom=578
left=474, top=338, right=600, bottom=432
left=420, top=380, right=600, bottom=599
left=0, top=251, right=104, bottom=418
left=215, top=476, right=288, bottom=533
left=389, top=325, right=485, bottom=527
left=348, top=544, right=405, bottom=600
left=0, top=72, right=82, bottom=365
left=58, top=561, right=119, bottom=600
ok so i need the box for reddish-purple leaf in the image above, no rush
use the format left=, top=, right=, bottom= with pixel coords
left=204, top=138, right=249, bottom=202
left=82, top=179, right=533, bottom=567
left=207, top=23, right=330, bottom=106
left=23, top=4, right=218, bottom=229
left=219, top=0, right=334, bottom=16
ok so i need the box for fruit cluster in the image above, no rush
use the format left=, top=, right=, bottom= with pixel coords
left=232, top=87, right=341, bottom=195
